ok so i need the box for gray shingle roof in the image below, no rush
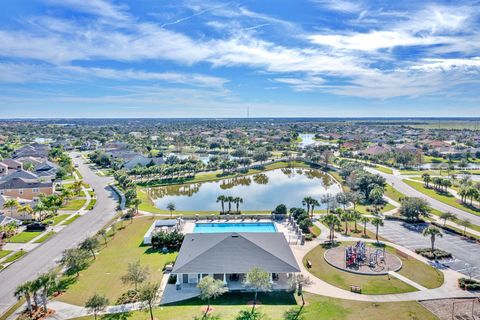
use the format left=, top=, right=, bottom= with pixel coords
left=172, top=232, right=300, bottom=274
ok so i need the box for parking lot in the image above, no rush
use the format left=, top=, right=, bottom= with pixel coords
left=367, top=220, right=480, bottom=280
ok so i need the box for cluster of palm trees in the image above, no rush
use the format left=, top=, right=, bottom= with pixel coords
left=302, top=197, right=320, bottom=218
left=216, top=195, right=243, bottom=213
left=129, top=161, right=204, bottom=182
left=422, top=174, right=452, bottom=192
left=14, top=270, right=57, bottom=316
left=459, top=184, right=480, bottom=206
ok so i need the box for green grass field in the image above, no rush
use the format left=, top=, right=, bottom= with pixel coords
left=303, top=242, right=442, bottom=294
left=372, top=165, right=393, bottom=174
left=85, top=199, right=96, bottom=210
left=62, top=214, right=81, bottom=225
left=0, top=250, right=12, bottom=259
left=34, top=231, right=55, bottom=243
left=3, top=250, right=26, bottom=263
left=56, top=217, right=177, bottom=306
left=44, top=214, right=70, bottom=226
left=8, top=231, right=43, bottom=243
left=384, top=184, right=406, bottom=203
left=70, top=292, right=436, bottom=320
left=61, top=198, right=87, bottom=211
left=403, top=179, right=480, bottom=216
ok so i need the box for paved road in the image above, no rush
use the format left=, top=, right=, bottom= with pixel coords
left=367, top=220, right=480, bottom=280
left=366, top=167, right=480, bottom=226
left=0, top=152, right=117, bottom=315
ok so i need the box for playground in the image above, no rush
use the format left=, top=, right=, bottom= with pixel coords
left=324, top=241, right=402, bottom=275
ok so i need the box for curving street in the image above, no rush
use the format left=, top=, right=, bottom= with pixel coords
left=0, top=153, right=118, bottom=315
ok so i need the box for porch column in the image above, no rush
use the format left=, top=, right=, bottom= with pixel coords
left=223, top=273, right=227, bottom=284
left=200, top=273, right=203, bottom=281
left=176, top=273, right=182, bottom=284
left=270, top=273, right=273, bottom=283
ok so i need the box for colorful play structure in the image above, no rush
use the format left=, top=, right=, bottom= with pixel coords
left=345, top=241, right=386, bottom=268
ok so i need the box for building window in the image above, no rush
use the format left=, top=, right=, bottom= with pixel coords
left=32, top=188, right=39, bottom=193
left=19, top=189, right=24, bottom=195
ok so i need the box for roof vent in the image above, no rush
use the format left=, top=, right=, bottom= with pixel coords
left=231, top=234, right=239, bottom=238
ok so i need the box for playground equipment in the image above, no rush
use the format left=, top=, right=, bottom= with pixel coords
left=345, top=241, right=367, bottom=267
left=345, top=241, right=386, bottom=269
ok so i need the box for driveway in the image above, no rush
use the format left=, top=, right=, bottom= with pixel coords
left=0, top=152, right=118, bottom=315
left=367, top=220, right=480, bottom=280
left=365, top=167, right=480, bottom=226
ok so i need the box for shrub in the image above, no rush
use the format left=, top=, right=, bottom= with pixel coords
left=458, top=278, right=480, bottom=290
left=115, top=289, right=139, bottom=305
left=304, top=234, right=313, bottom=241
left=415, top=248, right=452, bottom=260
left=151, top=230, right=184, bottom=251
left=167, top=274, right=177, bottom=284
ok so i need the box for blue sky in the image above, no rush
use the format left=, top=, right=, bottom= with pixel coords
left=0, top=0, right=479, bottom=118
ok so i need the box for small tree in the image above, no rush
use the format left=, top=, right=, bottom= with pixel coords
left=167, top=202, right=176, bottom=217
left=360, top=216, right=369, bottom=237
left=79, top=237, right=100, bottom=260
left=60, top=248, right=89, bottom=277
left=98, top=230, right=108, bottom=246
left=14, top=281, right=34, bottom=316
left=422, top=226, right=443, bottom=254
left=439, top=212, right=456, bottom=226
left=138, top=282, right=160, bottom=320
left=295, top=274, right=312, bottom=312
left=121, top=261, right=149, bottom=291
left=243, top=267, right=272, bottom=312
left=85, top=293, right=109, bottom=320
left=371, top=217, right=384, bottom=242
left=235, top=309, right=265, bottom=320
left=400, top=197, right=430, bottom=221
left=197, top=276, right=228, bottom=316
left=36, top=270, right=57, bottom=312
left=458, top=219, right=471, bottom=236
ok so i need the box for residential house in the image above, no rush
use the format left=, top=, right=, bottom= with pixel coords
left=0, top=170, right=54, bottom=200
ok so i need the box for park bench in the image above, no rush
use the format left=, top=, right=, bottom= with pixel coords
left=350, top=285, right=362, bottom=293
left=306, top=260, right=312, bottom=268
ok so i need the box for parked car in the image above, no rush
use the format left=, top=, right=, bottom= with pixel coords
left=26, top=222, right=47, bottom=231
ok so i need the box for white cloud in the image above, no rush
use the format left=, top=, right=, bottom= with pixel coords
left=410, top=58, right=480, bottom=72
left=310, top=0, right=364, bottom=13
left=42, top=0, right=130, bottom=21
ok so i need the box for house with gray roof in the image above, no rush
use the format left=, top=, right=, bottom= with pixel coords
left=172, top=232, right=300, bottom=291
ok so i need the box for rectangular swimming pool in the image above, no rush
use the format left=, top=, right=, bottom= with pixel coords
left=194, top=222, right=277, bottom=233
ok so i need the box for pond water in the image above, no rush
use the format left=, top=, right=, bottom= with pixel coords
left=149, top=168, right=341, bottom=211
left=299, top=133, right=316, bottom=148
left=419, top=163, right=480, bottom=169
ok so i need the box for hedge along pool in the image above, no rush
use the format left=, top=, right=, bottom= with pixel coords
left=194, top=222, right=277, bottom=233
left=149, top=168, right=341, bottom=211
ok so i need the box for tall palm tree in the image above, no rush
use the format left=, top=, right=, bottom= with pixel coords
left=14, top=281, right=34, bottom=316
left=340, top=212, right=351, bottom=235
left=302, top=197, right=313, bottom=215
left=422, top=173, right=431, bottom=188
left=360, top=216, right=370, bottom=237
left=371, top=217, right=384, bottom=242
left=226, top=196, right=234, bottom=212
left=310, top=198, right=320, bottom=218
left=321, top=214, right=340, bottom=243
left=350, top=211, right=362, bottom=233
left=216, top=195, right=226, bottom=214
left=422, top=226, right=443, bottom=254
left=72, top=180, right=84, bottom=196
left=234, top=197, right=243, bottom=213
left=166, top=202, right=175, bottom=217
left=131, top=198, right=142, bottom=215
left=34, top=202, right=47, bottom=221
left=3, top=199, right=19, bottom=218
left=36, top=271, right=57, bottom=312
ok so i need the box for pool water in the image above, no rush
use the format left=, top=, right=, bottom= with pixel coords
left=194, top=222, right=277, bottom=233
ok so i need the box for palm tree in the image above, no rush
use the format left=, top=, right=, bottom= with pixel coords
left=459, top=219, right=471, bottom=236
left=36, top=271, right=57, bottom=312
left=422, top=173, right=431, bottom=188
left=350, top=211, right=362, bottom=233
left=72, top=180, right=84, bottom=196
left=3, top=199, right=19, bottom=218
left=17, top=205, right=34, bottom=220
left=234, top=197, right=243, bottom=213
left=302, top=197, right=312, bottom=215
left=216, top=195, right=226, bottom=214
left=360, top=216, right=369, bottom=237
left=439, top=212, right=456, bottom=226
left=321, top=214, right=340, bottom=243
left=310, top=198, right=320, bottom=218
left=371, top=217, right=384, bottom=242
left=14, top=281, right=34, bottom=316
left=422, top=226, right=443, bottom=254
left=166, top=202, right=176, bottom=217
left=340, top=212, right=351, bottom=235
left=131, top=198, right=142, bottom=215
left=226, top=196, right=234, bottom=213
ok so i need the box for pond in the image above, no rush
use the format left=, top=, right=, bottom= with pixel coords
left=419, top=162, right=480, bottom=169
left=299, top=133, right=316, bottom=148
left=149, top=168, right=341, bottom=211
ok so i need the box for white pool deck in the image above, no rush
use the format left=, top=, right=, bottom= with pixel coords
left=181, top=219, right=302, bottom=244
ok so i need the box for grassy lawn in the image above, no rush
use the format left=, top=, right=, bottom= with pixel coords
left=34, top=231, right=56, bottom=243
left=0, top=250, right=12, bottom=259
left=356, top=203, right=395, bottom=215
left=384, top=184, right=406, bottom=203
left=61, top=198, right=87, bottom=211
left=44, top=214, right=70, bottom=226
left=56, top=217, right=177, bottom=306
left=303, top=243, right=417, bottom=294
left=71, top=292, right=436, bottom=320
left=429, top=208, right=480, bottom=238
left=403, top=179, right=480, bottom=216
left=74, top=168, right=83, bottom=179
left=3, top=250, right=26, bottom=263
left=372, top=165, right=393, bottom=174
left=8, top=231, right=43, bottom=243
left=62, top=214, right=81, bottom=225
left=85, top=199, right=96, bottom=210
